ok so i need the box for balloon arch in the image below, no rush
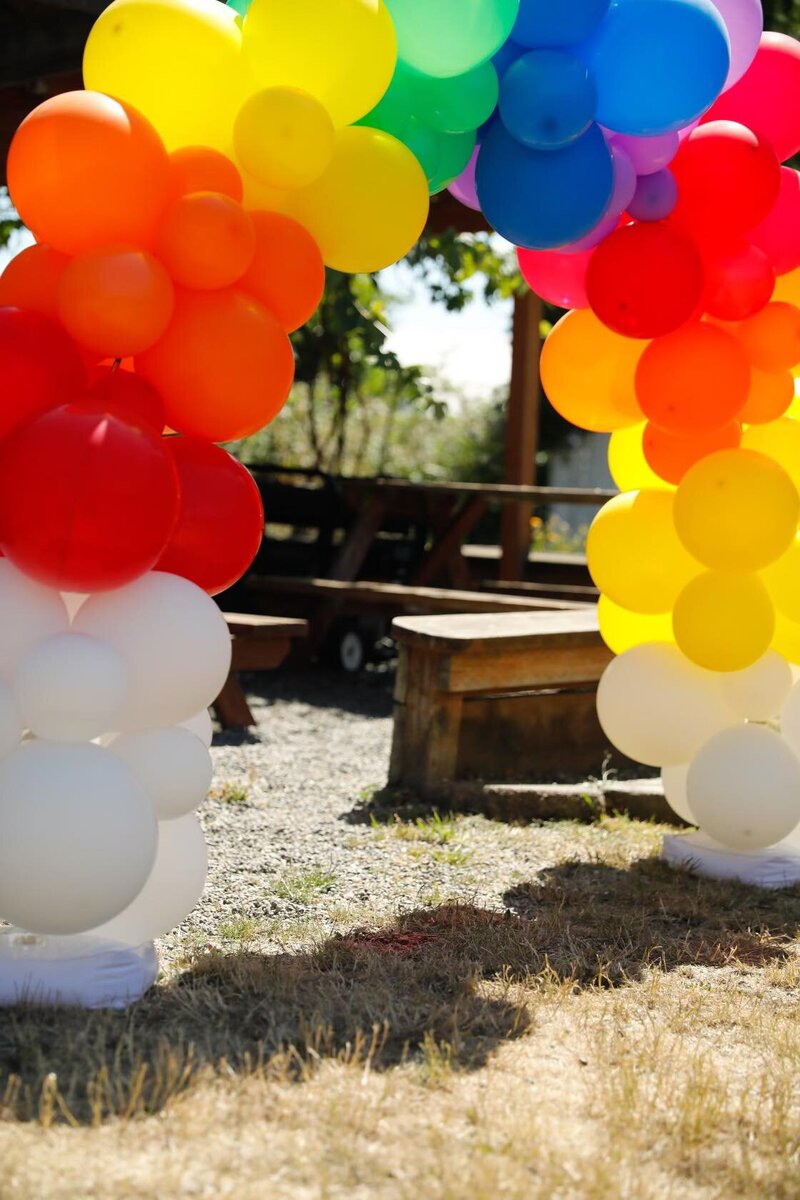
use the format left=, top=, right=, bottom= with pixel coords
left=2, top=0, right=800, bottom=1002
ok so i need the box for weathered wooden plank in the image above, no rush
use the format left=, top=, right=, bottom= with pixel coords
left=446, top=644, right=613, bottom=694
left=393, top=609, right=601, bottom=652
left=250, top=575, right=584, bottom=614
left=413, top=495, right=489, bottom=588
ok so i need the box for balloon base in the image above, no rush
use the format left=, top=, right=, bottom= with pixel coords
left=662, top=830, right=800, bottom=889
left=0, top=928, right=158, bottom=1009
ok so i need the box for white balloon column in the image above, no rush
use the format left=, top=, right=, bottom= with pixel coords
left=0, top=565, right=229, bottom=1005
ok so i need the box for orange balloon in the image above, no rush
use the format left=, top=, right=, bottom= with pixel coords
left=635, top=322, right=750, bottom=433
left=0, top=244, right=69, bottom=321
left=58, top=249, right=175, bottom=358
left=168, top=146, right=243, bottom=202
left=737, top=301, right=800, bottom=372
left=238, top=212, right=325, bottom=333
left=740, top=367, right=794, bottom=423
left=7, top=91, right=170, bottom=255
left=540, top=310, right=644, bottom=433
left=136, top=288, right=295, bottom=442
left=157, top=193, right=256, bottom=290
left=643, top=420, right=741, bottom=485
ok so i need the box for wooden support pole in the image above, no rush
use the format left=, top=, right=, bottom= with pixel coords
left=501, top=290, right=543, bottom=582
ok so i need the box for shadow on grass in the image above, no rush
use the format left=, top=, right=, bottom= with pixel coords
left=0, top=905, right=528, bottom=1126
left=3, top=862, right=799, bottom=1126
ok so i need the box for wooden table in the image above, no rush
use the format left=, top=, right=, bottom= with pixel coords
left=389, top=609, right=614, bottom=798
left=214, top=613, right=308, bottom=729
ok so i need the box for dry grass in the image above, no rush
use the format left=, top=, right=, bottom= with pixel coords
left=2, top=816, right=800, bottom=1199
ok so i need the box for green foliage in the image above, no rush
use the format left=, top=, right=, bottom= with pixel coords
left=0, top=188, right=23, bottom=250
left=763, top=0, right=800, bottom=34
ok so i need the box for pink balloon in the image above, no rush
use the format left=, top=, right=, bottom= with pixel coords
left=704, top=33, right=800, bottom=163
left=709, top=0, right=763, bottom=88
left=609, top=130, right=679, bottom=175
left=517, top=245, right=591, bottom=308
left=447, top=146, right=481, bottom=212
left=751, top=167, right=800, bottom=276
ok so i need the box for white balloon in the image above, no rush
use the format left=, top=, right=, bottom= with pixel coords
left=92, top=814, right=208, bottom=945
left=662, top=764, right=694, bottom=824
left=597, top=643, right=738, bottom=767
left=720, top=651, right=793, bottom=721
left=781, top=681, right=800, bottom=758
left=178, top=708, right=214, bottom=748
left=74, top=572, right=232, bottom=730
left=14, top=632, right=129, bottom=743
left=0, top=561, right=69, bottom=683
left=0, top=743, right=157, bottom=935
left=688, top=725, right=800, bottom=851
left=109, top=728, right=213, bottom=821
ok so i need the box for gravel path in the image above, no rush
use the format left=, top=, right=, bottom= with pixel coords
left=162, top=666, right=663, bottom=962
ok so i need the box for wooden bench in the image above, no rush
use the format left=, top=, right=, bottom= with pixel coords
left=214, top=614, right=308, bottom=729
left=388, top=610, right=615, bottom=799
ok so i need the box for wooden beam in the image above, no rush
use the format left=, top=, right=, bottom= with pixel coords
left=501, top=291, right=543, bottom=582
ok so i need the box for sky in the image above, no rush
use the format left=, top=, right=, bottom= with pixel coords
left=0, top=227, right=514, bottom=401
left=380, top=260, right=514, bottom=401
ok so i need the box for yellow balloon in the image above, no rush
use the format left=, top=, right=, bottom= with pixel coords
left=540, top=310, right=645, bottom=433
left=762, top=535, right=800, bottom=623
left=587, top=490, right=700, bottom=615
left=741, top=417, right=800, bottom=492
left=598, top=595, right=674, bottom=655
left=281, top=126, right=429, bottom=272
left=772, top=610, right=800, bottom=665
left=608, top=423, right=672, bottom=492
left=84, top=0, right=243, bottom=151
left=674, top=449, right=799, bottom=572
left=674, top=571, right=775, bottom=672
left=234, top=88, right=335, bottom=190
left=242, top=0, right=397, bottom=128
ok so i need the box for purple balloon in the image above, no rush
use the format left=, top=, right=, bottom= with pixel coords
left=627, top=169, right=678, bottom=221
left=448, top=146, right=481, bottom=211
left=609, top=130, right=679, bottom=175
left=709, top=0, right=763, bottom=88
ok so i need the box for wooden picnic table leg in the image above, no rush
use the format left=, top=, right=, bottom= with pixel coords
left=389, top=643, right=463, bottom=794
left=213, top=675, right=256, bottom=730
left=413, top=495, right=489, bottom=589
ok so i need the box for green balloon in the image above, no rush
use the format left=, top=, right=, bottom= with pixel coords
left=226, top=0, right=251, bottom=14
left=429, top=130, right=477, bottom=194
left=384, top=0, right=520, bottom=78
left=411, top=62, right=499, bottom=135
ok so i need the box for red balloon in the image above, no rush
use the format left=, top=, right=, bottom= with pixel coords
left=586, top=222, right=704, bottom=338
left=0, top=405, right=179, bottom=592
left=671, top=122, right=780, bottom=244
left=83, top=366, right=166, bottom=431
left=157, top=439, right=264, bottom=595
left=703, top=240, right=775, bottom=321
left=751, top=167, right=800, bottom=276
left=704, top=33, right=800, bottom=164
left=643, top=420, right=742, bottom=485
left=0, top=307, right=86, bottom=439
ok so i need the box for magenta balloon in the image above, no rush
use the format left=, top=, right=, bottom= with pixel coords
left=627, top=169, right=678, bottom=221
left=448, top=146, right=481, bottom=212
left=704, top=33, right=800, bottom=163
left=517, top=245, right=591, bottom=308
left=609, top=130, right=679, bottom=175
left=562, top=210, right=621, bottom=253
left=709, top=0, right=763, bottom=88
left=751, top=167, right=800, bottom=276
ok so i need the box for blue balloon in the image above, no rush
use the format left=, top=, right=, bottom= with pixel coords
left=580, top=0, right=730, bottom=136
left=500, top=50, right=597, bottom=150
left=627, top=168, right=678, bottom=221
left=513, top=0, right=609, bottom=48
left=476, top=120, right=613, bottom=249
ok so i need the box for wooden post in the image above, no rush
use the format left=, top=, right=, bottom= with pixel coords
left=501, top=290, right=543, bottom=582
